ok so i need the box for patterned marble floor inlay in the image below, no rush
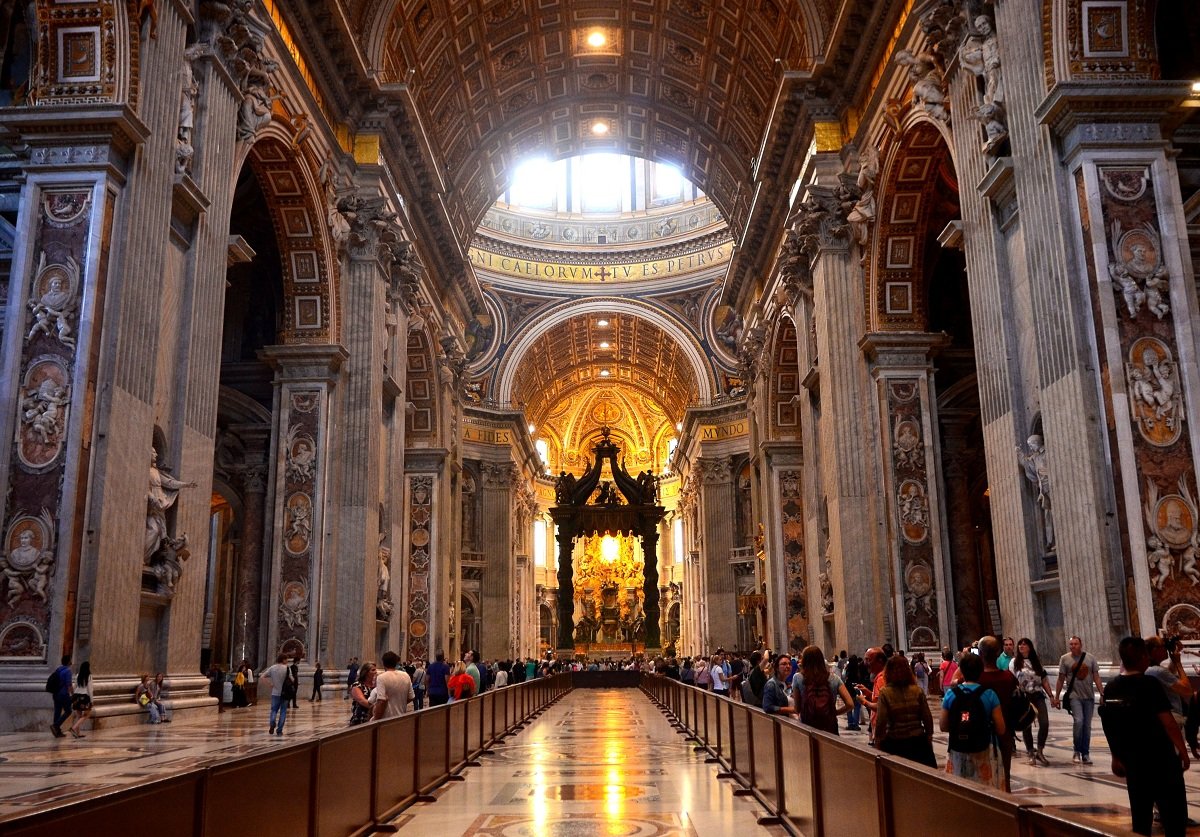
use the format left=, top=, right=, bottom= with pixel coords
left=397, top=689, right=784, bottom=836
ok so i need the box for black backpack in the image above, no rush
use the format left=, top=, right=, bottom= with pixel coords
left=1008, top=687, right=1036, bottom=731
left=948, top=685, right=993, bottom=752
left=45, top=669, right=61, bottom=694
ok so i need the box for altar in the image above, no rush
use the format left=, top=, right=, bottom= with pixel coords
left=550, top=428, right=665, bottom=656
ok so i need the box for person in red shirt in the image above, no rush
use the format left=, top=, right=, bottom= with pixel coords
left=857, top=647, right=887, bottom=743
left=977, top=635, right=1019, bottom=791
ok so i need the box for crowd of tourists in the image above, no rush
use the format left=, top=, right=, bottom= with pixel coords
left=657, top=634, right=1198, bottom=837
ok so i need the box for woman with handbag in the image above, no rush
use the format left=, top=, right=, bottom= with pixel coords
left=1011, top=638, right=1053, bottom=765
left=349, top=662, right=376, bottom=725
left=67, top=661, right=93, bottom=739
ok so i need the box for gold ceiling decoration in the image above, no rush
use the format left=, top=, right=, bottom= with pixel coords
left=511, top=312, right=698, bottom=429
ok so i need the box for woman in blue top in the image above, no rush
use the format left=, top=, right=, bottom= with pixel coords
left=762, top=654, right=796, bottom=716
left=939, top=652, right=1006, bottom=788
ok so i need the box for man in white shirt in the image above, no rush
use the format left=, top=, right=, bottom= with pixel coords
left=372, top=651, right=414, bottom=720
left=262, top=654, right=292, bottom=735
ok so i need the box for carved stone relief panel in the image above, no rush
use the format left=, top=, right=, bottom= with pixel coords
left=1077, top=163, right=1199, bottom=637
left=0, top=188, right=92, bottom=662
left=276, top=390, right=322, bottom=660
left=779, top=469, right=807, bottom=647
left=885, top=379, right=941, bottom=650
left=404, top=475, right=434, bottom=661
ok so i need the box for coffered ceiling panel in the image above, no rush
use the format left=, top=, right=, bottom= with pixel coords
left=348, top=0, right=828, bottom=251
left=510, top=311, right=700, bottom=427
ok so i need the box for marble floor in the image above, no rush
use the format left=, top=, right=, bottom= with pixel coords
left=1, top=688, right=1198, bottom=835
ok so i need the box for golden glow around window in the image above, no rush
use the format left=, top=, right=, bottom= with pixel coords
left=600, top=369, right=611, bottom=377
left=587, top=30, right=607, bottom=48
left=591, top=120, right=609, bottom=135
left=598, top=341, right=610, bottom=349
left=600, top=535, right=620, bottom=563
left=597, top=319, right=609, bottom=327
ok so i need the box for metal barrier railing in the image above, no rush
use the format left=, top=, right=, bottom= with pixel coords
left=640, top=675, right=1133, bottom=837
left=2, top=674, right=572, bottom=837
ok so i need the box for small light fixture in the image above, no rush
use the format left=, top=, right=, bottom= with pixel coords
left=600, top=369, right=611, bottom=377
left=528, top=423, right=536, bottom=434
left=599, top=341, right=610, bottom=349
left=587, top=30, right=607, bottom=48
left=591, top=120, right=609, bottom=135
left=676, top=421, right=683, bottom=431
left=597, top=319, right=609, bottom=327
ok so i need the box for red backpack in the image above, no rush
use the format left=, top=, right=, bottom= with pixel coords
left=798, top=678, right=838, bottom=733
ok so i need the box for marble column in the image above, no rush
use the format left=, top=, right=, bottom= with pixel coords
left=260, top=345, right=347, bottom=664
left=697, top=456, right=737, bottom=649
left=798, top=156, right=889, bottom=654
left=642, top=521, right=662, bottom=650
left=233, top=461, right=268, bottom=667
left=479, top=461, right=517, bottom=659
left=328, top=193, right=398, bottom=674
left=555, top=523, right=576, bottom=652
left=862, top=333, right=954, bottom=653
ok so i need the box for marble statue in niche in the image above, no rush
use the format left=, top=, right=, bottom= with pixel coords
left=1017, top=434, right=1055, bottom=553
left=26, top=255, right=78, bottom=348
left=0, top=510, right=55, bottom=607
left=1108, top=222, right=1171, bottom=320
left=144, top=449, right=195, bottom=563
left=176, top=47, right=202, bottom=175
left=819, top=555, right=834, bottom=615
left=145, top=450, right=195, bottom=594
left=894, top=49, right=949, bottom=123
left=377, top=543, right=394, bottom=620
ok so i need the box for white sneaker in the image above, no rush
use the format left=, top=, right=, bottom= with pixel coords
left=1072, top=752, right=1081, bottom=763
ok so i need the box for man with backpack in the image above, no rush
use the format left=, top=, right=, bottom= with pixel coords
left=1101, top=636, right=1190, bottom=836
left=262, top=653, right=293, bottom=735
left=793, top=645, right=853, bottom=733
left=939, top=652, right=1006, bottom=788
left=978, top=635, right=1021, bottom=790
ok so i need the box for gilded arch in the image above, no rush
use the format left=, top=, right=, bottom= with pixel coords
left=238, top=132, right=340, bottom=343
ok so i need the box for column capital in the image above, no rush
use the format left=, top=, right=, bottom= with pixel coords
left=335, top=192, right=405, bottom=264
left=1035, top=82, right=1191, bottom=159
left=791, top=173, right=860, bottom=256
left=697, top=456, right=733, bottom=485
left=860, top=331, right=952, bottom=372
left=259, top=343, right=347, bottom=384
left=0, top=104, right=149, bottom=179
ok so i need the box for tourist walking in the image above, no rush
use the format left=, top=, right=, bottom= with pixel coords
left=1101, top=636, right=1190, bottom=836
left=427, top=652, right=450, bottom=706
left=1011, top=637, right=1053, bottom=766
left=372, top=651, right=414, bottom=719
left=465, top=652, right=482, bottom=695
left=349, top=662, right=376, bottom=725
left=911, top=652, right=930, bottom=694
left=874, top=654, right=936, bottom=767
left=242, top=661, right=255, bottom=705
left=857, top=647, right=887, bottom=742
left=762, top=653, right=796, bottom=716
left=412, top=659, right=427, bottom=709
left=207, top=662, right=225, bottom=713
left=793, top=645, right=853, bottom=733
left=977, top=636, right=1017, bottom=790
left=940, top=652, right=1005, bottom=789
left=842, top=654, right=866, bottom=730
left=48, top=654, right=73, bottom=737
left=67, top=661, right=93, bottom=738
left=937, top=647, right=958, bottom=694
left=232, top=662, right=249, bottom=708
left=288, top=658, right=300, bottom=708
left=997, top=637, right=1015, bottom=672
left=1054, top=635, right=1103, bottom=764
left=263, top=654, right=292, bottom=735
left=310, top=661, right=324, bottom=701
